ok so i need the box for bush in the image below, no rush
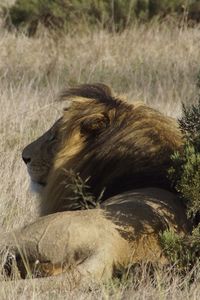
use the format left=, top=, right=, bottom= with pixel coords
left=160, top=228, right=200, bottom=273
left=2, top=0, right=137, bottom=35
left=169, top=99, right=200, bottom=219
left=2, top=0, right=200, bottom=36
left=163, top=97, right=200, bottom=272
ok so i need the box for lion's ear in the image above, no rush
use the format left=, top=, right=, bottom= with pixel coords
left=80, top=113, right=110, bottom=136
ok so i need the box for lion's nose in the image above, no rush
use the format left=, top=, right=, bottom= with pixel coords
left=22, top=154, right=31, bottom=164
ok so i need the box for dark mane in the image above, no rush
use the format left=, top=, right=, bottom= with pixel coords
left=38, top=84, right=183, bottom=214
left=60, top=83, right=124, bottom=108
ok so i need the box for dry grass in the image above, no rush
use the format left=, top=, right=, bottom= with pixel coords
left=0, top=264, right=200, bottom=299
left=0, top=6, right=200, bottom=298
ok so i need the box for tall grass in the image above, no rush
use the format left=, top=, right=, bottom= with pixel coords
left=0, top=8, right=200, bottom=298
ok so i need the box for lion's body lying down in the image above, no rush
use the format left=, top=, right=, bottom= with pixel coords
left=0, top=84, right=189, bottom=282
left=2, top=188, right=189, bottom=280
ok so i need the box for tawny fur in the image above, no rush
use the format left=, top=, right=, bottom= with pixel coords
left=22, top=84, right=183, bottom=215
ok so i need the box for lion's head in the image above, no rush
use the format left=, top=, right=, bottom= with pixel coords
left=22, top=84, right=183, bottom=215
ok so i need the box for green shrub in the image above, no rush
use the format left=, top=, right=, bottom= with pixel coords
left=2, top=0, right=200, bottom=36
left=169, top=99, right=200, bottom=219
left=2, top=0, right=138, bottom=35
left=179, top=100, right=200, bottom=148
left=163, top=97, right=200, bottom=272
left=160, top=228, right=200, bottom=273
left=149, top=0, right=185, bottom=18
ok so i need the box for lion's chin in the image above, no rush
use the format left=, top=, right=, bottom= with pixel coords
left=30, top=180, right=46, bottom=194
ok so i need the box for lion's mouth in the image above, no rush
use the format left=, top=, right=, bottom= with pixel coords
left=27, top=166, right=48, bottom=187
left=32, top=179, right=46, bottom=186
left=30, top=180, right=46, bottom=194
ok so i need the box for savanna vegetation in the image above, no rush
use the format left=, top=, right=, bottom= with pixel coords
left=160, top=99, right=200, bottom=276
left=0, top=0, right=200, bottom=299
left=1, top=0, right=200, bottom=35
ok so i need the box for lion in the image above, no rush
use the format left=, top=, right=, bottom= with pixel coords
left=0, top=84, right=190, bottom=282
left=22, top=83, right=183, bottom=215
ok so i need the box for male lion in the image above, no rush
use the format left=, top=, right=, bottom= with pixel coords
left=0, top=84, right=189, bottom=282
left=22, top=83, right=183, bottom=215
